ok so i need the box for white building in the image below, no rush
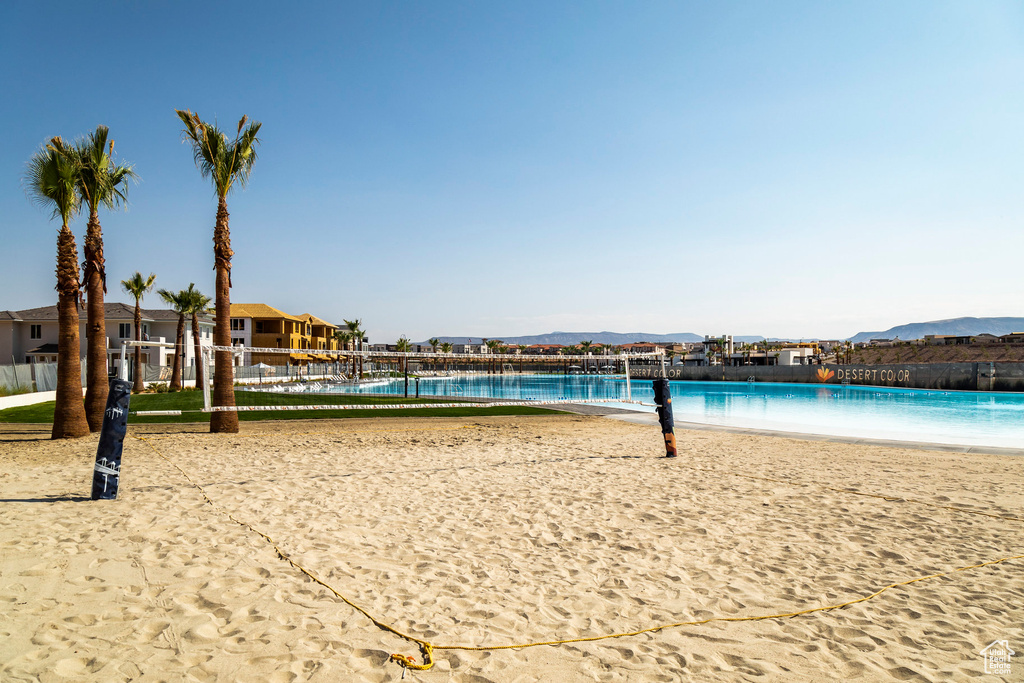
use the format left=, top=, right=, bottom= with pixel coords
left=0, top=303, right=214, bottom=377
left=776, top=347, right=815, bottom=365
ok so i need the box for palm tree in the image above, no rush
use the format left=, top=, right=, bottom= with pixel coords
left=395, top=336, right=411, bottom=375
left=121, top=272, right=156, bottom=393
left=176, top=109, right=261, bottom=433
left=157, top=287, right=190, bottom=391
left=333, top=330, right=352, bottom=376
left=24, top=139, right=89, bottom=439
left=344, top=319, right=363, bottom=381
left=485, top=339, right=502, bottom=374
left=429, top=337, right=440, bottom=373
left=440, top=342, right=453, bottom=372
left=183, top=284, right=212, bottom=391
left=580, top=340, right=593, bottom=373
left=356, top=328, right=367, bottom=378
left=57, top=128, right=138, bottom=430
left=517, top=344, right=527, bottom=373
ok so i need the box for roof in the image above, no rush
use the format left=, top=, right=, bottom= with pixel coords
left=298, top=313, right=338, bottom=329
left=27, top=343, right=59, bottom=354
left=230, top=303, right=304, bottom=322
left=1, top=303, right=210, bottom=323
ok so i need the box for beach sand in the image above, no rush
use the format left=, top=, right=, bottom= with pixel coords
left=1, top=415, right=1021, bottom=682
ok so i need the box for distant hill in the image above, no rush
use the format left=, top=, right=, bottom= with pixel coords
left=848, top=317, right=1024, bottom=344
left=412, top=318, right=1024, bottom=347
left=417, top=331, right=768, bottom=346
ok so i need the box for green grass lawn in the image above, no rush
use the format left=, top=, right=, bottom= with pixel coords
left=0, top=389, right=558, bottom=424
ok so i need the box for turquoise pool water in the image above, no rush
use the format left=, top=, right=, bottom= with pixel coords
left=311, top=375, right=1024, bottom=449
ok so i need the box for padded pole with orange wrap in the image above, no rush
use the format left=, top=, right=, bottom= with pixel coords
left=652, top=377, right=677, bottom=458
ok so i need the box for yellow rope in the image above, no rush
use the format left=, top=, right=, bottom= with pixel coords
left=136, top=436, right=436, bottom=669
left=135, top=435, right=1022, bottom=672
left=134, top=425, right=479, bottom=440
left=429, top=554, right=1024, bottom=654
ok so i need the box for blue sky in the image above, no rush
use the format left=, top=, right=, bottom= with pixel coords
left=3, top=1, right=1022, bottom=343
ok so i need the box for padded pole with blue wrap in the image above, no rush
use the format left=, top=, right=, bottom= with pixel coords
left=91, top=378, right=132, bottom=500
left=652, top=377, right=677, bottom=458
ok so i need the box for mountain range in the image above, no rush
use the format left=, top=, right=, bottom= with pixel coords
left=416, top=317, right=1024, bottom=347
left=846, top=317, right=1024, bottom=343
left=421, top=331, right=769, bottom=346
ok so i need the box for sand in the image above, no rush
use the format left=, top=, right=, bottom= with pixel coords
left=1, top=414, right=1022, bottom=682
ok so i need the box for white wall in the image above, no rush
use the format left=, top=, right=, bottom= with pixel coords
left=777, top=348, right=814, bottom=365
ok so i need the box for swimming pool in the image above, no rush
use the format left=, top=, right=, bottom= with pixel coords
left=306, top=375, right=1024, bottom=449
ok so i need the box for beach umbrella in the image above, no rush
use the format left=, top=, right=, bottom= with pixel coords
left=254, top=361, right=272, bottom=384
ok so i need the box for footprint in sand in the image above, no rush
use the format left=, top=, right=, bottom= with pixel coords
left=53, top=656, right=103, bottom=677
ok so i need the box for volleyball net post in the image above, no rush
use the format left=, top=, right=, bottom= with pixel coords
left=652, top=377, right=677, bottom=458
left=91, top=339, right=176, bottom=500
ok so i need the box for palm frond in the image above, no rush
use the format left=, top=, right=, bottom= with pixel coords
left=177, top=109, right=261, bottom=197
left=69, top=126, right=139, bottom=211
left=120, top=271, right=156, bottom=300
left=182, top=283, right=212, bottom=314
left=24, top=139, right=81, bottom=225
left=227, top=121, right=262, bottom=192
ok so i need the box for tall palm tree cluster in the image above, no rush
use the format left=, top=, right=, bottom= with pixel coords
left=25, top=127, right=136, bottom=438
left=157, top=283, right=212, bottom=392
left=332, top=318, right=366, bottom=380
left=25, top=111, right=263, bottom=438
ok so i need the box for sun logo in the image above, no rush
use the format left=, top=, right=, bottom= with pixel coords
left=816, top=368, right=835, bottom=383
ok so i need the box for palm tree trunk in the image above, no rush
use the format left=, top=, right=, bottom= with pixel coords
left=210, top=197, right=238, bottom=432
left=191, top=312, right=204, bottom=391
left=133, top=302, right=143, bottom=393
left=169, top=314, right=184, bottom=390
left=82, top=208, right=107, bottom=431
left=53, top=225, right=89, bottom=439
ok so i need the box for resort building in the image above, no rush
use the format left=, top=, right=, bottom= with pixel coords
left=298, top=314, right=340, bottom=354
left=0, top=303, right=213, bottom=376
left=229, top=304, right=341, bottom=366
left=453, top=343, right=487, bottom=354
left=620, top=342, right=663, bottom=354
left=525, top=344, right=564, bottom=355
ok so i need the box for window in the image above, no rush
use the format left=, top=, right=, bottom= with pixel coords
left=230, top=319, right=244, bottom=331
left=231, top=337, right=244, bottom=346
left=119, top=323, right=131, bottom=338
left=254, top=321, right=265, bottom=333
left=30, top=324, right=41, bottom=339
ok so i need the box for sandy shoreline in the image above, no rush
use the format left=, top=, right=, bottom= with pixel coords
left=1, top=415, right=1022, bottom=681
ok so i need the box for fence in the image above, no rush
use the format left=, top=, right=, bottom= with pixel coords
left=629, top=362, right=1024, bottom=392
left=0, top=362, right=88, bottom=393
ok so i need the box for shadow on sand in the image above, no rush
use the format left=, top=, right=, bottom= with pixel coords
left=0, top=494, right=92, bottom=503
